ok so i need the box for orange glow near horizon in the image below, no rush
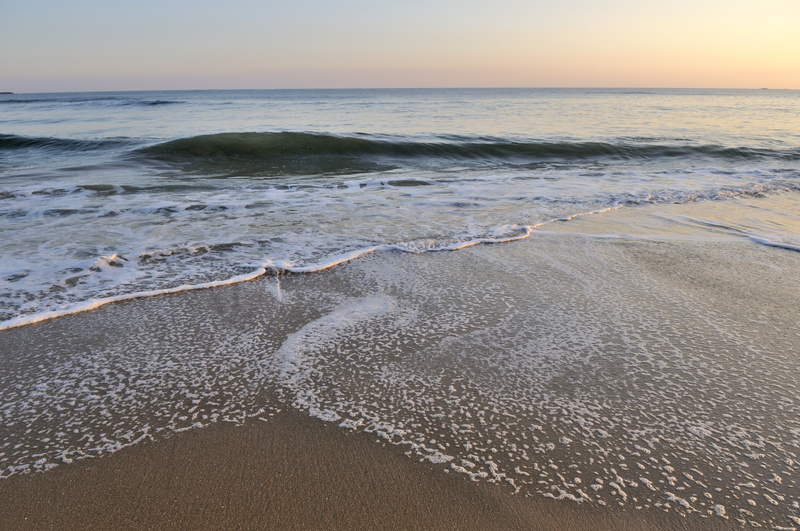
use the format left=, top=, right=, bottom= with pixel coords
left=2, top=0, right=798, bottom=92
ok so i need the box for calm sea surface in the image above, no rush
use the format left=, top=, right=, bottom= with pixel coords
left=1, top=88, right=799, bottom=326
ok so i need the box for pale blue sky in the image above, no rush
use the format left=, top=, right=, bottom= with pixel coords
left=2, top=0, right=798, bottom=92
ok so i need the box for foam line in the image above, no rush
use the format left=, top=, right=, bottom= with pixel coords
left=273, top=247, right=384, bottom=274
left=0, top=207, right=622, bottom=332
left=532, top=206, right=624, bottom=227
left=0, top=268, right=268, bottom=331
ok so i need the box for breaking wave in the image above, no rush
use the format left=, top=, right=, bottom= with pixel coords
left=139, top=132, right=800, bottom=168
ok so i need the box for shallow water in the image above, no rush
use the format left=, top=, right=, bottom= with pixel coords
left=1, top=197, right=799, bottom=528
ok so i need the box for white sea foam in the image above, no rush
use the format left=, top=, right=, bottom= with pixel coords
left=0, top=268, right=268, bottom=331
left=0, top=204, right=627, bottom=331
left=275, top=294, right=397, bottom=378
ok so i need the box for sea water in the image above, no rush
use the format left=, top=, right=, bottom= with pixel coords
left=2, top=89, right=800, bottom=527
left=2, top=88, right=799, bottom=327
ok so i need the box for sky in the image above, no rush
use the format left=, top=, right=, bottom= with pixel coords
left=2, top=0, right=799, bottom=92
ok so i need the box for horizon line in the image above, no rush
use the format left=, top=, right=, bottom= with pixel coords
left=4, top=86, right=796, bottom=95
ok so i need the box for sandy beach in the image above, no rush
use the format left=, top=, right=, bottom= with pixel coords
left=1, top=197, right=798, bottom=529
left=0, top=408, right=716, bottom=530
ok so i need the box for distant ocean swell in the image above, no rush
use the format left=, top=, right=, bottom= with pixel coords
left=0, top=97, right=183, bottom=106
left=3, top=132, right=799, bottom=171
left=0, top=134, right=133, bottom=153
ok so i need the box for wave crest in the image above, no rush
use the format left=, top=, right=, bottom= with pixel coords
left=0, top=134, right=130, bottom=153
left=134, top=132, right=800, bottom=177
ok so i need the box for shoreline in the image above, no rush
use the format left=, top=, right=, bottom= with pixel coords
left=2, top=197, right=798, bottom=529
left=6, top=188, right=798, bottom=334
left=0, top=205, right=622, bottom=334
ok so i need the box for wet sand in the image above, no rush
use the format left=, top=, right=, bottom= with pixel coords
left=1, top=196, right=798, bottom=530
left=0, top=409, right=719, bottom=530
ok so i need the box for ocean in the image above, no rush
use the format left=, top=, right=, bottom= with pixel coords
left=2, top=88, right=798, bottom=327
left=2, top=88, right=799, bottom=527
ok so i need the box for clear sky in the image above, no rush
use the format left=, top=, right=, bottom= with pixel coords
left=2, top=0, right=799, bottom=92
